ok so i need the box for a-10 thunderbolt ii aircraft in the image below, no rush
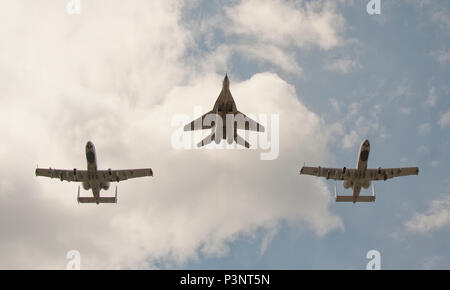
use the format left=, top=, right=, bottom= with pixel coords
left=184, top=74, right=265, bottom=148
left=35, top=141, right=153, bottom=204
left=300, top=139, right=419, bottom=203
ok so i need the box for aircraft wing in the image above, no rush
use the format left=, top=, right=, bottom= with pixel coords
left=300, top=166, right=419, bottom=181
left=235, top=111, right=265, bottom=132
left=365, top=167, right=419, bottom=181
left=184, top=111, right=215, bottom=131
left=35, top=168, right=87, bottom=182
left=99, top=168, right=153, bottom=182
left=300, top=166, right=347, bottom=180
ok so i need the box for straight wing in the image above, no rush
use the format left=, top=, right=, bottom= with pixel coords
left=365, top=167, right=419, bottom=181
left=234, top=111, right=265, bottom=132
left=99, top=168, right=153, bottom=182
left=300, top=166, right=347, bottom=180
left=35, top=168, right=87, bottom=182
left=184, top=111, right=215, bottom=131
left=300, top=166, right=419, bottom=181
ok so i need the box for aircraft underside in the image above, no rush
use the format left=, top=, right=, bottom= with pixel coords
left=334, top=179, right=376, bottom=203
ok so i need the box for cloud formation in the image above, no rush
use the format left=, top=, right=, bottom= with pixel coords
left=0, top=0, right=343, bottom=269
left=190, top=0, right=347, bottom=74
left=406, top=196, right=450, bottom=234
left=324, top=57, right=360, bottom=73
left=439, top=110, right=450, bottom=127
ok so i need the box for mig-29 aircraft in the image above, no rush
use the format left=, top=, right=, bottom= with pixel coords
left=184, top=74, right=265, bottom=148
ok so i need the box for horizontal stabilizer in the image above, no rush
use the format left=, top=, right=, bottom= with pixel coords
left=197, top=133, right=215, bottom=147
left=77, top=185, right=118, bottom=204
left=235, top=134, right=250, bottom=148
left=335, top=195, right=375, bottom=202
left=77, top=197, right=117, bottom=204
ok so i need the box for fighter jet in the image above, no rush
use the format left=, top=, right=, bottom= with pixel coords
left=35, top=141, right=153, bottom=204
left=300, top=139, right=419, bottom=203
left=184, top=74, right=265, bottom=148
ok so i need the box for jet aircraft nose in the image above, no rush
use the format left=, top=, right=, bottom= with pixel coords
left=223, top=74, right=230, bottom=88
left=86, top=141, right=94, bottom=149
left=363, top=139, right=370, bottom=147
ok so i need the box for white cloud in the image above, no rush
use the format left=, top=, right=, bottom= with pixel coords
left=429, top=160, right=439, bottom=167
left=0, top=1, right=343, bottom=269
left=233, top=44, right=303, bottom=74
left=400, top=107, right=412, bottom=115
left=341, top=130, right=359, bottom=149
left=426, top=87, right=437, bottom=107
left=324, top=57, right=360, bottom=73
left=421, top=256, right=443, bottom=270
left=330, top=99, right=341, bottom=113
left=331, top=100, right=384, bottom=150
left=431, top=8, right=450, bottom=32
left=220, top=0, right=346, bottom=73
left=418, top=145, right=429, bottom=153
left=394, top=84, right=410, bottom=98
left=418, top=123, right=431, bottom=136
left=406, top=196, right=450, bottom=234
left=225, top=0, right=345, bottom=50
left=439, top=110, right=450, bottom=127
left=430, top=48, right=450, bottom=64
left=348, top=102, right=360, bottom=116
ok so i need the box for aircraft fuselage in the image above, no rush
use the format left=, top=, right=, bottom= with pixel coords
left=83, top=141, right=110, bottom=202
left=343, top=139, right=371, bottom=201
left=211, top=75, right=239, bottom=143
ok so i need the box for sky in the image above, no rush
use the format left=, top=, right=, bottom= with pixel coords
left=0, top=0, right=449, bottom=269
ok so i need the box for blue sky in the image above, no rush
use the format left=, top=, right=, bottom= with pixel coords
left=0, top=0, right=449, bottom=269
left=178, top=0, right=450, bottom=269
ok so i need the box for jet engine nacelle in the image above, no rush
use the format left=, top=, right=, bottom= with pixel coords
left=362, top=180, right=371, bottom=189
left=101, top=181, right=110, bottom=191
left=343, top=180, right=353, bottom=189
left=82, top=181, right=90, bottom=190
